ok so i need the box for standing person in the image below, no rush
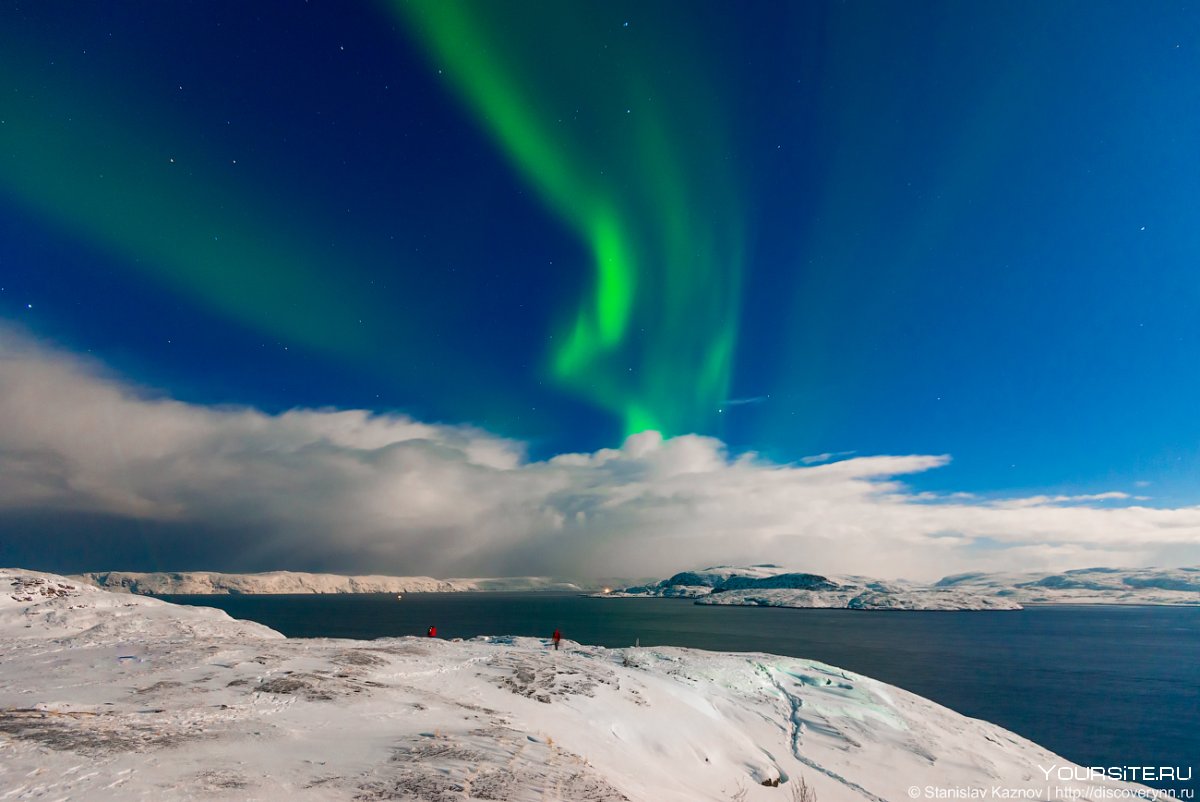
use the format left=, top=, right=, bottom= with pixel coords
left=552, top=628, right=561, bottom=651
left=427, top=625, right=437, bottom=638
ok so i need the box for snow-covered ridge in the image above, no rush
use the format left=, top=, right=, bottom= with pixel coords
left=0, top=569, right=1148, bottom=801
left=73, top=570, right=584, bottom=595
left=609, top=565, right=1022, bottom=610
left=611, top=564, right=1200, bottom=609
left=935, top=565, right=1200, bottom=606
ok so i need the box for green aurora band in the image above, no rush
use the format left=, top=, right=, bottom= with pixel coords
left=393, top=0, right=745, bottom=436
left=0, top=44, right=383, bottom=357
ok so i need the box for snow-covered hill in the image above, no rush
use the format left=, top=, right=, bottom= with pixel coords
left=936, top=565, right=1200, bottom=606
left=0, top=569, right=1146, bottom=801
left=1, top=571, right=282, bottom=643
left=611, top=565, right=1022, bottom=610
left=73, top=570, right=583, bottom=595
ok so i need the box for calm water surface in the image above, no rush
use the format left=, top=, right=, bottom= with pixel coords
left=161, top=593, right=1200, bottom=792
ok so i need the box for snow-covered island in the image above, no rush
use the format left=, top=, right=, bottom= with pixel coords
left=73, top=570, right=584, bottom=595
left=606, top=564, right=1200, bottom=610
left=1, top=569, right=1149, bottom=801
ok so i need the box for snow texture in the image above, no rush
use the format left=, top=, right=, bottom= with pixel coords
left=0, top=569, right=1151, bottom=801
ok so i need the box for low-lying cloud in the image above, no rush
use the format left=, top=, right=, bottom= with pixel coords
left=2, top=326, right=1198, bottom=580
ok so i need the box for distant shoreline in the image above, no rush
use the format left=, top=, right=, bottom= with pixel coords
left=137, top=591, right=1200, bottom=610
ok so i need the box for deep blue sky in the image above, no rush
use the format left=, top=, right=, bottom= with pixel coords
left=2, top=1, right=1198, bottom=504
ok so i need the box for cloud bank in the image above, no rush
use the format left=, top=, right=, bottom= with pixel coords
left=2, top=327, right=1199, bottom=580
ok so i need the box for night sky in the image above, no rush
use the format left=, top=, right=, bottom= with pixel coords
left=2, top=2, right=1199, bottom=577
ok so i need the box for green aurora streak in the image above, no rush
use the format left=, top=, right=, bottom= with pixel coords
left=393, top=0, right=744, bottom=436
left=0, top=45, right=381, bottom=357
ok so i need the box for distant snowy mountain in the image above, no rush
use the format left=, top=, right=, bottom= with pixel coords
left=72, top=570, right=584, bottom=595
left=696, top=586, right=1021, bottom=611
left=611, top=564, right=1200, bottom=610
left=935, top=566, right=1200, bottom=606
left=0, top=568, right=1149, bottom=801
left=73, top=565, right=1200, bottom=605
left=610, top=565, right=1021, bottom=610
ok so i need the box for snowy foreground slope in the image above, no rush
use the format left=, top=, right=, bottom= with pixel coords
left=1, top=571, right=1148, bottom=802
left=73, top=570, right=584, bottom=595
left=610, top=566, right=1022, bottom=610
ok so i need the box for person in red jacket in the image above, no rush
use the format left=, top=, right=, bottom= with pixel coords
left=427, top=625, right=437, bottom=638
left=552, top=629, right=562, bottom=650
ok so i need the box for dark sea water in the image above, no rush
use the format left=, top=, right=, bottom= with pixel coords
left=161, top=593, right=1200, bottom=793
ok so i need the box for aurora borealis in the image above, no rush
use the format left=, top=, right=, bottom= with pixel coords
left=6, top=10, right=1200, bottom=794
left=2, top=0, right=1200, bottom=518
left=393, top=0, right=744, bottom=436
left=0, top=38, right=380, bottom=357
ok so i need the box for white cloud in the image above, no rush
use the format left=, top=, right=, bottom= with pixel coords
left=988, top=491, right=1133, bottom=509
left=2, top=326, right=1199, bottom=580
left=799, top=450, right=857, bottom=465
